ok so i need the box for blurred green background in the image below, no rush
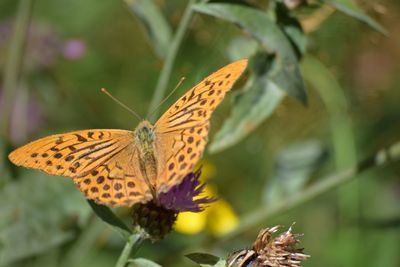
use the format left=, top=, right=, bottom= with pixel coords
left=0, top=0, right=399, bottom=266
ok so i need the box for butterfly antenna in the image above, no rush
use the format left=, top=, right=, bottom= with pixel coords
left=148, top=77, right=186, bottom=119
left=101, top=88, right=142, bottom=121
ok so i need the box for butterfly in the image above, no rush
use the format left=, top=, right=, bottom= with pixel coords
left=8, top=59, right=248, bottom=207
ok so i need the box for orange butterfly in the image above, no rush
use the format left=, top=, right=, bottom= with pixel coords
left=9, top=59, right=248, bottom=207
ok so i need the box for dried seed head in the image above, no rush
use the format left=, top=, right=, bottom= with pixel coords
left=226, top=225, right=309, bottom=267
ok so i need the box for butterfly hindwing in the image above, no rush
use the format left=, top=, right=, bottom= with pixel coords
left=154, top=59, right=248, bottom=193
left=74, top=144, right=152, bottom=206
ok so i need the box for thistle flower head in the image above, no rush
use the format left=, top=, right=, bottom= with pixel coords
left=132, top=168, right=215, bottom=240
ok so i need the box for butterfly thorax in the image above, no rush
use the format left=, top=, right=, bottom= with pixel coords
left=134, top=121, right=158, bottom=196
left=134, top=121, right=156, bottom=153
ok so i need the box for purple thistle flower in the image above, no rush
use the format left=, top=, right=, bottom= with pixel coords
left=157, top=168, right=216, bottom=212
left=62, top=39, right=86, bottom=60
left=132, top=168, right=216, bottom=240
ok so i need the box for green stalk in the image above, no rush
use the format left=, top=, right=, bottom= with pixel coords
left=147, top=0, right=196, bottom=121
left=302, top=55, right=360, bottom=263
left=115, top=234, right=145, bottom=267
left=0, top=0, right=34, bottom=184
left=0, top=0, right=34, bottom=139
left=219, top=141, right=400, bottom=242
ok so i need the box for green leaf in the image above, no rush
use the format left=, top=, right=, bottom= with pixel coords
left=125, top=0, right=172, bottom=58
left=213, top=261, right=226, bottom=267
left=324, top=0, right=387, bottom=35
left=193, top=2, right=307, bottom=104
left=87, top=200, right=132, bottom=239
left=185, top=253, right=224, bottom=267
left=263, top=140, right=327, bottom=204
left=209, top=54, right=285, bottom=153
left=275, top=2, right=307, bottom=57
left=226, top=37, right=258, bottom=61
left=301, top=55, right=358, bottom=223
left=128, top=258, right=162, bottom=267
left=0, top=175, right=87, bottom=266
left=275, top=141, right=327, bottom=180
left=301, top=55, right=357, bottom=169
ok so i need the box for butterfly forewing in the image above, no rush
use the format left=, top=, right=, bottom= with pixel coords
left=154, top=59, right=248, bottom=193
left=9, top=129, right=152, bottom=206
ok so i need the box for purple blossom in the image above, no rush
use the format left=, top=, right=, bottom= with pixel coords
left=62, top=39, right=86, bottom=60
left=157, top=168, right=216, bottom=212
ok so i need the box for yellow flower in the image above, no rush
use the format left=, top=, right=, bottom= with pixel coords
left=174, top=162, right=239, bottom=236
left=175, top=212, right=207, bottom=234
left=206, top=196, right=239, bottom=236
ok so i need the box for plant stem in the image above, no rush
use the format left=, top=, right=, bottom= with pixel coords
left=115, top=233, right=145, bottom=267
left=0, top=0, right=34, bottom=184
left=0, top=0, right=34, bottom=139
left=219, top=141, right=400, bottom=242
left=302, top=55, right=360, bottom=259
left=147, top=0, right=196, bottom=121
